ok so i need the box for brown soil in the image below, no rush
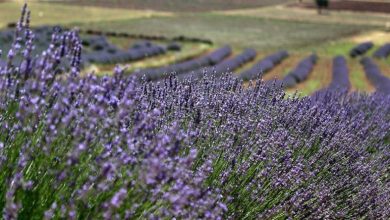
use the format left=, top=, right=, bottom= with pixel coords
left=292, top=0, right=390, bottom=14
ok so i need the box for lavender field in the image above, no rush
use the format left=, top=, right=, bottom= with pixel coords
left=0, top=3, right=389, bottom=220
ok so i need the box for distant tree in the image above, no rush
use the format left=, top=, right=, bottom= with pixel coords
left=315, top=0, right=329, bottom=14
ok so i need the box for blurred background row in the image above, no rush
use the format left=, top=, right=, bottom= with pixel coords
left=0, top=0, right=389, bottom=95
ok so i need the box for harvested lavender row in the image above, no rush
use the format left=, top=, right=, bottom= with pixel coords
left=373, top=43, right=390, bottom=59
left=238, top=50, right=289, bottom=81
left=268, top=54, right=318, bottom=88
left=178, top=48, right=257, bottom=81
left=133, top=45, right=232, bottom=81
left=349, top=41, right=373, bottom=58
left=1, top=4, right=389, bottom=220
left=360, top=57, right=390, bottom=94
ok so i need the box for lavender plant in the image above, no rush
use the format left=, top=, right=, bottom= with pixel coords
left=238, top=50, right=289, bottom=81
left=350, top=41, right=373, bottom=58
left=0, top=4, right=389, bottom=220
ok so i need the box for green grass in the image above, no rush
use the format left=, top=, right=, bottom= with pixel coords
left=0, top=2, right=171, bottom=29
left=75, top=14, right=374, bottom=51
left=37, top=0, right=293, bottom=12
left=311, top=41, right=357, bottom=56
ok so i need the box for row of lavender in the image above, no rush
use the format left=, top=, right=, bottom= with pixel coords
left=361, top=57, right=390, bottom=94
left=350, top=41, right=390, bottom=59
left=3, top=26, right=388, bottom=93
left=312, top=56, right=351, bottom=99
left=298, top=54, right=390, bottom=96
left=0, top=5, right=389, bottom=219
left=83, top=28, right=213, bottom=45
left=132, top=40, right=390, bottom=94
left=315, top=55, right=390, bottom=95
left=268, top=54, right=318, bottom=88
left=177, top=48, right=257, bottom=81
left=238, top=50, right=289, bottom=81
left=0, top=26, right=184, bottom=67
left=81, top=37, right=167, bottom=64
left=266, top=48, right=390, bottom=95
left=133, top=48, right=289, bottom=82
left=134, top=45, right=232, bottom=81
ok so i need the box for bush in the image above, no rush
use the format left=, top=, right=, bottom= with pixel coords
left=315, top=0, right=329, bottom=8
left=315, top=0, right=329, bottom=14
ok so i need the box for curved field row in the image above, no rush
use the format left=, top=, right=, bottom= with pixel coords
left=144, top=46, right=390, bottom=95
left=1, top=24, right=388, bottom=95
left=134, top=46, right=233, bottom=81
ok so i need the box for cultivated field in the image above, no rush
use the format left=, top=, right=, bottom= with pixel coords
left=0, top=1, right=389, bottom=219
left=37, top=0, right=294, bottom=12
left=1, top=1, right=389, bottom=95
left=0, top=2, right=172, bottom=28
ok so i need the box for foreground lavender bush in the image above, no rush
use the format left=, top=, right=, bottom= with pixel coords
left=1, top=5, right=390, bottom=219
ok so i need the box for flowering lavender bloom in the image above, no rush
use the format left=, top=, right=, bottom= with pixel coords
left=0, top=4, right=389, bottom=220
